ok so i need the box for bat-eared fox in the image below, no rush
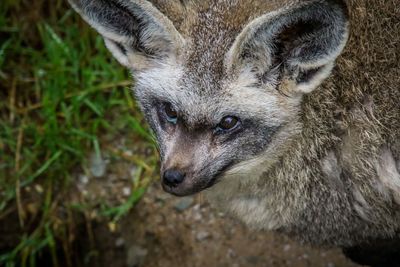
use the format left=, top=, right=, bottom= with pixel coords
left=68, top=0, right=400, bottom=265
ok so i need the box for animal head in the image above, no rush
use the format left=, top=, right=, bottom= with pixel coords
left=69, top=0, right=349, bottom=196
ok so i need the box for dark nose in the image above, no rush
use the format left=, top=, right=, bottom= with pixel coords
left=163, top=169, right=185, bottom=187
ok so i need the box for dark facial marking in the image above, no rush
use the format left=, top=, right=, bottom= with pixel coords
left=205, top=160, right=235, bottom=188
left=214, top=116, right=241, bottom=135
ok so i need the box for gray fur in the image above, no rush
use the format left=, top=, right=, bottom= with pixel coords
left=68, top=0, right=400, bottom=248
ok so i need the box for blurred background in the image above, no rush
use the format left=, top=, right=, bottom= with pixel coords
left=1, top=0, right=156, bottom=266
left=0, top=1, right=361, bottom=266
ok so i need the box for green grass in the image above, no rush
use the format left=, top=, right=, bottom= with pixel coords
left=0, top=1, right=156, bottom=266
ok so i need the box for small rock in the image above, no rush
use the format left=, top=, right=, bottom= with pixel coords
left=130, top=166, right=138, bottom=177
left=34, top=184, right=44, bottom=194
left=193, top=212, right=203, bottom=221
left=126, top=245, right=148, bottom=267
left=123, top=150, right=133, bottom=156
left=90, top=152, right=106, bottom=177
left=283, top=244, right=291, bottom=252
left=79, top=174, right=89, bottom=184
left=192, top=204, right=202, bottom=221
left=122, top=187, right=131, bottom=196
left=327, top=263, right=335, bottom=267
left=81, top=189, right=88, bottom=197
left=174, top=197, right=194, bottom=212
left=115, top=237, right=125, bottom=247
left=227, top=248, right=236, bottom=258
left=108, top=222, right=117, bottom=233
left=196, top=230, right=210, bottom=241
left=246, top=256, right=261, bottom=265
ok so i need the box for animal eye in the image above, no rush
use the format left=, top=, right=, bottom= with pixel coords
left=164, top=103, right=178, bottom=124
left=216, top=116, right=240, bottom=131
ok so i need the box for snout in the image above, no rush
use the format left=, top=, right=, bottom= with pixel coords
left=161, top=167, right=198, bottom=196
left=161, top=166, right=212, bottom=196
left=159, top=131, right=234, bottom=196
left=161, top=163, right=232, bottom=196
left=163, top=169, right=186, bottom=187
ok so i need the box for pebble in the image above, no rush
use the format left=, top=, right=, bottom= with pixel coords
left=193, top=204, right=201, bottom=211
left=227, top=248, right=236, bottom=258
left=90, top=152, right=106, bottom=177
left=122, top=187, right=131, bottom=196
left=79, top=174, right=89, bottom=185
left=196, top=230, right=210, bottom=241
left=115, top=237, right=125, bottom=247
left=34, top=184, right=44, bottom=194
left=193, top=212, right=203, bottom=221
left=246, top=256, right=261, bottom=265
left=192, top=204, right=203, bottom=221
left=174, top=197, right=194, bottom=212
left=108, top=222, right=117, bottom=232
left=283, top=244, right=291, bottom=252
left=81, top=189, right=89, bottom=197
left=124, top=150, right=133, bottom=157
left=218, top=212, right=225, bottom=217
left=130, top=166, right=138, bottom=178
left=126, top=245, right=148, bottom=267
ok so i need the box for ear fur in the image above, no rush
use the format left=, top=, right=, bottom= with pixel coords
left=68, top=0, right=184, bottom=70
left=226, top=0, right=349, bottom=95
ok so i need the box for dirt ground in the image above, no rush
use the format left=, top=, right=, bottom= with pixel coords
left=0, top=139, right=363, bottom=267
left=66, top=146, right=363, bottom=267
left=90, top=182, right=362, bottom=267
left=0, top=140, right=363, bottom=267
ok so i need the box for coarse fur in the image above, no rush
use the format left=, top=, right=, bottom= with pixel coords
left=68, top=0, right=400, bottom=250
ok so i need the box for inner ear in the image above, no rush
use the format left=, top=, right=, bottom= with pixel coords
left=68, top=0, right=184, bottom=70
left=270, top=20, right=327, bottom=83
left=227, top=0, right=349, bottom=94
left=261, top=19, right=325, bottom=77
left=296, top=66, right=323, bottom=84
left=277, top=19, right=324, bottom=60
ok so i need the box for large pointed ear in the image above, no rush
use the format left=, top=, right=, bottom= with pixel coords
left=226, top=0, right=349, bottom=95
left=68, top=0, right=184, bottom=71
